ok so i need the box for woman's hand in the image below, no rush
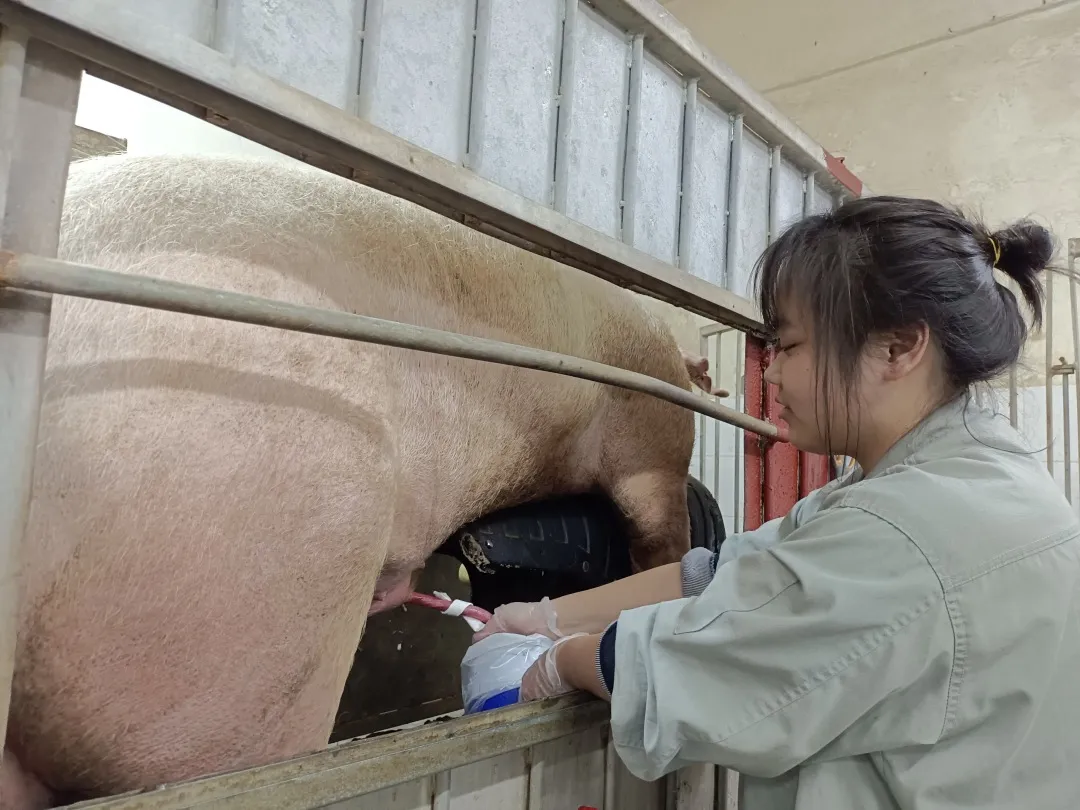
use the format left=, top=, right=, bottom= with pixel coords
left=472, top=597, right=562, bottom=643
left=473, top=562, right=683, bottom=643
left=520, top=633, right=610, bottom=702
left=520, top=634, right=581, bottom=700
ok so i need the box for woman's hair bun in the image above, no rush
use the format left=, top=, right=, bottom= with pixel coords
left=991, top=220, right=1054, bottom=283
left=990, top=219, right=1054, bottom=328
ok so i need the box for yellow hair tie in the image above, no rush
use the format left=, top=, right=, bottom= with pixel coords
left=988, top=236, right=1001, bottom=268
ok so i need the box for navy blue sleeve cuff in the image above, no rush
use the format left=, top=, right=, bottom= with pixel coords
left=596, top=621, right=617, bottom=697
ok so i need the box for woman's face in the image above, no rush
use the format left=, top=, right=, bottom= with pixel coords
left=762, top=304, right=863, bottom=457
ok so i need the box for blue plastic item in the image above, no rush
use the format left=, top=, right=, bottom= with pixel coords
left=467, top=686, right=520, bottom=714
left=460, top=632, right=554, bottom=715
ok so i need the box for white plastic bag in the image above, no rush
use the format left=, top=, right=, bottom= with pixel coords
left=460, top=632, right=554, bottom=714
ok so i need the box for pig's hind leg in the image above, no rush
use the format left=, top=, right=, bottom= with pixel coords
left=599, top=396, right=695, bottom=572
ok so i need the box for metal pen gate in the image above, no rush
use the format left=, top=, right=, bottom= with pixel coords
left=0, top=0, right=866, bottom=807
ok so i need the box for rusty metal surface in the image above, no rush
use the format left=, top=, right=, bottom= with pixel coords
left=743, top=337, right=767, bottom=531
left=69, top=695, right=607, bottom=810
left=798, top=452, right=831, bottom=498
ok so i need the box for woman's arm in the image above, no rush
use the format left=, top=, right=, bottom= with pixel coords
left=474, top=562, right=683, bottom=641
left=548, top=564, right=682, bottom=635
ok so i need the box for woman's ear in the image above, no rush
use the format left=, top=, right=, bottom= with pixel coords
left=881, top=323, right=932, bottom=381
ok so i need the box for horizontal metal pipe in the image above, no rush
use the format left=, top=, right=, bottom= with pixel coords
left=0, top=250, right=785, bottom=440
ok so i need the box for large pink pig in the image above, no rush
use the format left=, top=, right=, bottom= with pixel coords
left=4, top=154, right=707, bottom=807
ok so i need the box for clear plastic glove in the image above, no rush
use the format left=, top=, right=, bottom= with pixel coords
left=520, top=633, right=584, bottom=701
left=472, top=597, right=562, bottom=643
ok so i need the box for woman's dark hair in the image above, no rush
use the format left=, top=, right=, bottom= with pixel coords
left=754, top=195, right=1053, bottom=450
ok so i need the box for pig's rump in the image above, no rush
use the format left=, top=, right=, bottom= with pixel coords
left=7, top=155, right=695, bottom=801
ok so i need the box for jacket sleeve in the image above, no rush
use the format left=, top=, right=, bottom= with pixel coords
left=681, top=483, right=837, bottom=597
left=613, top=505, right=953, bottom=782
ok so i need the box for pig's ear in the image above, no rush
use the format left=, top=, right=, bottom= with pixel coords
left=679, top=348, right=712, bottom=392
left=679, top=348, right=730, bottom=397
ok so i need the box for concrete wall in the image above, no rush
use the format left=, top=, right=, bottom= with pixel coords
left=665, top=0, right=1080, bottom=507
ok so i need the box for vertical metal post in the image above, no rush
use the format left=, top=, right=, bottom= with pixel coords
left=1063, top=365, right=1073, bottom=503
left=676, top=77, right=698, bottom=271
left=767, top=146, right=781, bottom=243
left=804, top=171, right=816, bottom=216
left=743, top=336, right=766, bottom=531
left=732, top=332, right=744, bottom=533
left=697, top=330, right=708, bottom=484
left=463, top=0, right=491, bottom=171
left=551, top=0, right=577, bottom=211
left=0, top=30, right=81, bottom=753
left=1070, top=241, right=1080, bottom=477
left=619, top=33, right=644, bottom=245
left=1046, top=270, right=1055, bottom=476
left=723, top=115, right=743, bottom=292
left=1008, top=320, right=1019, bottom=429
left=711, top=335, right=722, bottom=501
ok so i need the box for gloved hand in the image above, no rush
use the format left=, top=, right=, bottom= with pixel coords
left=520, top=633, right=584, bottom=701
left=471, top=597, right=562, bottom=643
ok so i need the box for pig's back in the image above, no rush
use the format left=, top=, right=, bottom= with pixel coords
left=58, top=154, right=676, bottom=369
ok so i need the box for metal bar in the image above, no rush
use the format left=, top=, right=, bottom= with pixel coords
left=0, top=23, right=25, bottom=212
left=712, top=335, right=722, bottom=501
left=676, top=76, right=697, bottom=270
left=1071, top=241, right=1080, bottom=486
left=699, top=323, right=735, bottom=340
left=743, top=336, right=766, bottom=531
left=767, top=145, right=781, bottom=242
left=1064, top=368, right=1073, bottom=503
left=1047, top=270, right=1055, bottom=475
left=551, top=0, right=577, bottom=212
left=804, top=171, right=816, bottom=216
left=620, top=32, right=644, bottom=245
left=583, top=0, right=865, bottom=198
left=698, top=330, right=708, bottom=483
left=0, top=250, right=784, bottom=439
left=0, top=0, right=765, bottom=334
left=70, top=696, right=608, bottom=809
left=724, top=115, right=743, bottom=292
left=733, top=332, right=744, bottom=533
left=0, top=31, right=80, bottom=757
left=462, top=0, right=488, bottom=169
left=1009, top=282, right=1019, bottom=426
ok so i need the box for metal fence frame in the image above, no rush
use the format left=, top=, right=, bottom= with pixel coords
left=0, top=0, right=867, bottom=806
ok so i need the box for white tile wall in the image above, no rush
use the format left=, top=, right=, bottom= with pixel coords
left=690, top=329, right=746, bottom=534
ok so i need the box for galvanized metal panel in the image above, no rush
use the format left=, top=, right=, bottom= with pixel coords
left=326, top=775, right=434, bottom=809
left=447, top=749, right=529, bottom=808
left=671, top=763, right=717, bottom=810
left=683, top=93, right=730, bottom=286
left=606, top=736, right=667, bottom=810
left=774, top=157, right=804, bottom=235
left=558, top=4, right=630, bottom=238
left=216, top=0, right=358, bottom=108
left=626, top=51, right=684, bottom=263
left=135, top=0, right=215, bottom=44
left=358, top=0, right=476, bottom=162
left=529, top=726, right=606, bottom=809
left=468, top=0, right=561, bottom=204
left=731, top=129, right=770, bottom=299
left=811, top=177, right=836, bottom=216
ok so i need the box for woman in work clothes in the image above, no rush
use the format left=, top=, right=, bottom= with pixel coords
left=472, top=196, right=1080, bottom=809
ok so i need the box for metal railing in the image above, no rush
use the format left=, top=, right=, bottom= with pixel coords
left=0, top=0, right=866, bottom=805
